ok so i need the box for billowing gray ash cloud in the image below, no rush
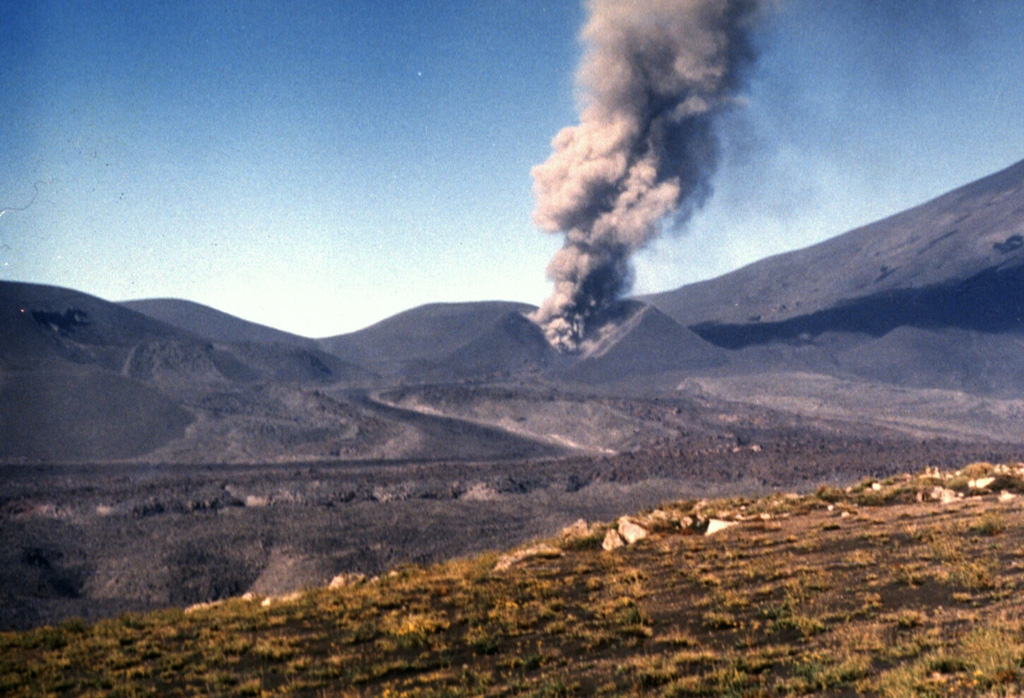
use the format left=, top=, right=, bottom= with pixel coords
left=531, top=0, right=761, bottom=352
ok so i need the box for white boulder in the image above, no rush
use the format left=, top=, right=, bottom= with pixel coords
left=329, top=573, right=367, bottom=589
left=602, top=529, right=625, bottom=551
left=617, top=517, right=649, bottom=545
left=560, top=519, right=591, bottom=539
left=705, top=519, right=737, bottom=536
left=930, top=487, right=958, bottom=504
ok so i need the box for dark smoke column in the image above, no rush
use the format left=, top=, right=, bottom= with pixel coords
left=531, top=0, right=760, bottom=352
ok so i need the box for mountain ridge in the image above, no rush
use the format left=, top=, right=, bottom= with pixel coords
left=120, top=298, right=319, bottom=348
left=644, top=157, right=1024, bottom=333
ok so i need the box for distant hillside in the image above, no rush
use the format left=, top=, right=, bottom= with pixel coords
left=121, top=298, right=317, bottom=348
left=0, top=281, right=378, bottom=462
left=645, top=157, right=1024, bottom=341
left=319, top=301, right=550, bottom=378
left=1, top=281, right=194, bottom=372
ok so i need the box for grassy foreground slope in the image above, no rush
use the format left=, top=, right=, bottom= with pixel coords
left=4, top=463, right=1024, bottom=697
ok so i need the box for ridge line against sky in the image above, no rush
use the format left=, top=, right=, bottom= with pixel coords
left=1, top=0, right=1022, bottom=338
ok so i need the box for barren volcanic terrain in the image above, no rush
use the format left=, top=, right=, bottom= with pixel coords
left=3, top=159, right=1024, bottom=629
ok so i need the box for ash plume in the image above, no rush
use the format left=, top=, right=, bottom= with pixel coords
left=531, top=0, right=761, bottom=351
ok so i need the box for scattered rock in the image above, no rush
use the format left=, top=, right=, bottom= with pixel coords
left=371, top=486, right=399, bottom=503
left=560, top=519, right=591, bottom=539
left=617, top=517, right=648, bottom=545
left=494, top=544, right=562, bottom=572
left=645, top=509, right=671, bottom=525
left=930, top=487, right=958, bottom=504
left=329, top=572, right=367, bottom=589
left=969, top=477, right=996, bottom=490
left=461, top=482, right=499, bottom=501
left=999, top=490, right=1016, bottom=503
left=261, top=591, right=303, bottom=608
left=705, top=519, right=737, bottom=536
left=731, top=443, right=763, bottom=454
left=602, top=529, right=625, bottom=551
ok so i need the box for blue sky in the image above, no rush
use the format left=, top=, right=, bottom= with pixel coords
left=2, top=0, right=1023, bottom=337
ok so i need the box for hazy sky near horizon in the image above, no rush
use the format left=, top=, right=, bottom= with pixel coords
left=2, top=0, right=1023, bottom=337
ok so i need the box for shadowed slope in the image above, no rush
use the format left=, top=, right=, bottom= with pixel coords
left=645, top=158, right=1024, bottom=340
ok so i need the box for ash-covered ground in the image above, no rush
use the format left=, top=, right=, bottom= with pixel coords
left=4, top=387, right=1021, bottom=631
